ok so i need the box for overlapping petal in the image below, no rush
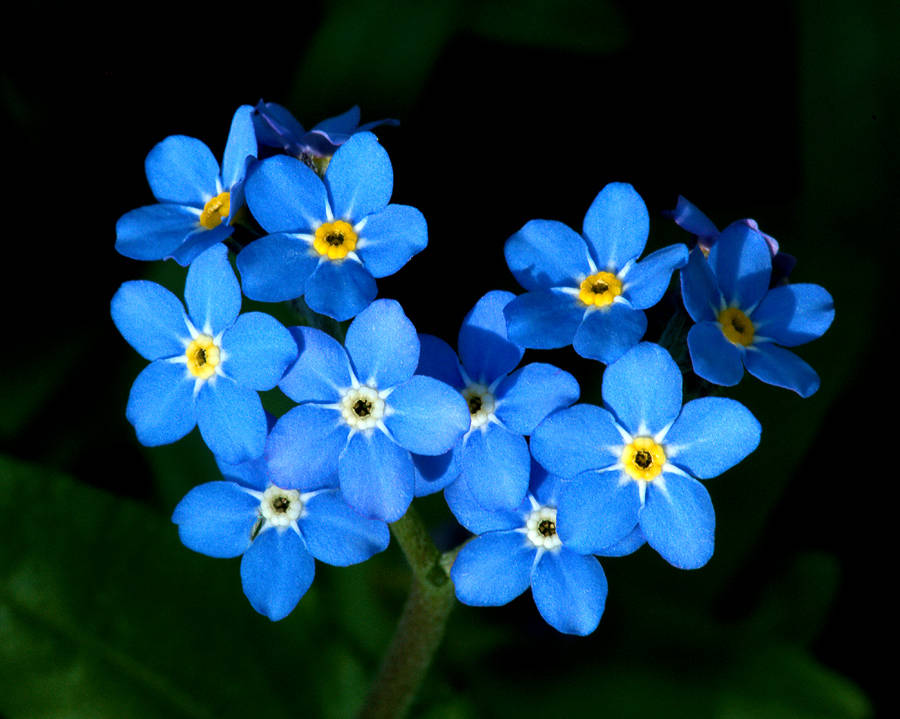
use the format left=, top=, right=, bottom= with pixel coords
left=278, top=326, right=353, bottom=403
left=172, top=482, right=258, bottom=558
left=531, top=404, right=622, bottom=478
left=344, top=299, right=419, bottom=387
left=680, top=247, right=721, bottom=322
left=459, top=424, right=531, bottom=511
left=458, top=290, right=523, bottom=384
left=196, top=377, right=266, bottom=463
left=573, top=303, right=648, bottom=365
left=415, top=334, right=464, bottom=389
left=444, top=473, right=524, bottom=535
left=299, top=490, right=390, bottom=566
left=383, top=376, right=469, bottom=456
left=494, top=363, right=579, bottom=434
left=339, top=430, right=415, bottom=522
left=744, top=343, right=820, bottom=397
left=687, top=322, right=745, bottom=386
left=115, top=204, right=201, bottom=262
left=184, top=245, right=241, bottom=335
left=304, top=259, right=377, bottom=321
left=504, top=219, right=592, bottom=291
left=324, top=132, right=393, bottom=221
left=504, top=289, right=584, bottom=349
left=245, top=155, right=328, bottom=233
left=751, top=284, right=835, bottom=346
left=237, top=234, right=319, bottom=302
left=222, top=105, right=257, bottom=193
left=222, top=312, right=297, bottom=391
left=624, top=244, right=688, bottom=310
left=708, top=222, right=772, bottom=309
left=557, top=470, right=640, bottom=553
left=266, top=404, right=349, bottom=490
left=451, top=531, right=535, bottom=606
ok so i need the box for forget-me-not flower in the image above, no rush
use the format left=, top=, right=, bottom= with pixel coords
left=680, top=223, right=834, bottom=397
left=265, top=299, right=470, bottom=522
left=237, top=132, right=427, bottom=321
left=504, top=182, right=688, bottom=364
left=412, top=290, right=579, bottom=509
left=111, top=245, right=297, bottom=463
left=531, top=343, right=761, bottom=570
left=448, top=461, right=643, bottom=636
left=116, top=105, right=257, bottom=266
left=172, top=444, right=389, bottom=621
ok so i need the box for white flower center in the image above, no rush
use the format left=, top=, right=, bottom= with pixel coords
left=462, top=383, right=495, bottom=429
left=525, top=506, right=562, bottom=550
left=259, top=486, right=303, bottom=527
left=340, top=385, right=385, bottom=430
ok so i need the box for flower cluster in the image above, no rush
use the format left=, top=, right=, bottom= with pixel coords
left=113, top=103, right=834, bottom=632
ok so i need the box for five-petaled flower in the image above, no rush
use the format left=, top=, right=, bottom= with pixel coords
left=449, top=461, right=643, bottom=636
left=680, top=223, right=835, bottom=397
left=265, top=299, right=470, bottom=522
left=503, top=182, right=688, bottom=365
left=236, top=132, right=427, bottom=321
left=111, top=245, right=297, bottom=463
left=172, top=441, right=389, bottom=621
left=412, top=290, right=579, bottom=509
left=531, top=343, right=761, bottom=570
left=115, top=105, right=258, bottom=267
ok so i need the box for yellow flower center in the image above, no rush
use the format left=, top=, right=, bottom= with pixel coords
left=578, top=271, right=623, bottom=308
left=313, top=220, right=358, bottom=260
left=185, top=335, right=221, bottom=379
left=199, top=191, right=231, bottom=230
left=718, top=307, right=755, bottom=346
left=622, top=437, right=666, bottom=481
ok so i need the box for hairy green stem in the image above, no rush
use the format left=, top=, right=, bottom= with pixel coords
left=357, top=505, right=457, bottom=719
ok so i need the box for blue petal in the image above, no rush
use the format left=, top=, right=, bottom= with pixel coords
left=503, top=289, right=584, bottom=349
left=530, top=404, right=622, bottom=478
left=324, top=132, right=393, bottom=222
left=623, top=244, right=688, bottom=310
left=312, top=105, right=361, bottom=135
left=245, top=155, right=328, bottom=233
left=278, top=326, right=352, bottom=403
left=595, top=525, right=646, bottom=557
left=530, top=462, right=564, bottom=507
left=415, top=334, right=464, bottom=389
left=458, top=290, right=523, bottom=384
left=240, top=528, right=315, bottom=621
left=581, top=183, right=650, bottom=270
left=451, top=531, right=535, bottom=606
left=664, top=397, right=761, bottom=479
left=744, top=343, right=821, bottom=397
left=665, top=196, right=719, bottom=240
left=111, top=280, right=189, bottom=360
left=640, top=473, right=715, bottom=570
left=686, top=322, right=745, bottom=386
left=216, top=451, right=269, bottom=491
left=126, top=361, right=196, bottom=446
left=115, top=204, right=199, bottom=261
left=172, top=481, right=258, bottom=558
left=344, top=299, right=419, bottom=387
left=708, top=222, right=772, bottom=309
left=184, top=244, right=241, bottom=335
left=356, top=204, right=428, bottom=278
left=304, top=258, right=377, bottom=322
left=253, top=101, right=305, bottom=152
left=751, top=284, right=835, bottom=347
left=413, top=446, right=461, bottom=497
left=339, top=430, right=414, bottom=522
left=384, top=375, right=469, bottom=455
left=444, top=473, right=523, bottom=535
left=460, top=424, right=531, bottom=511
left=222, top=105, right=258, bottom=192
left=266, top=404, right=349, bottom=491
left=601, top=342, right=682, bottom=435
left=556, top=470, right=641, bottom=553
left=169, top=224, right=233, bottom=267
left=494, top=363, right=580, bottom=434
left=145, top=135, right=219, bottom=206
left=299, top=489, right=390, bottom=566
left=680, top=247, right=722, bottom=322
left=196, top=377, right=266, bottom=463
left=531, top=549, right=607, bottom=636
left=237, top=233, right=319, bottom=303
left=573, top=303, right=648, bottom=365
left=221, top=312, right=297, bottom=391
left=504, top=219, right=592, bottom=291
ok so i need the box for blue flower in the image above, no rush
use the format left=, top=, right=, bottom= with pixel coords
left=111, top=245, right=297, bottom=463
left=503, top=183, right=688, bottom=364
left=448, top=461, right=642, bottom=636
left=236, top=132, right=427, bottom=321
left=680, top=223, right=835, bottom=397
left=172, top=444, right=390, bottom=621
left=115, top=105, right=258, bottom=267
left=531, top=343, right=761, bottom=570
left=252, top=101, right=398, bottom=169
left=665, top=195, right=795, bottom=283
left=265, top=299, right=470, bottom=522
left=412, top=290, right=580, bottom=509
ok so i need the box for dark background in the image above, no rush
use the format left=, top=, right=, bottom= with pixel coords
left=2, top=1, right=895, bottom=716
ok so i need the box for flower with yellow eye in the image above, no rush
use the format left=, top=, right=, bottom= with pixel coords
left=680, top=224, right=834, bottom=397
left=531, top=343, right=760, bottom=570
left=111, top=245, right=296, bottom=463
left=115, top=105, right=257, bottom=267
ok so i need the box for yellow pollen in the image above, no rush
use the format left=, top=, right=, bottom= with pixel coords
left=314, top=220, right=358, bottom=260
left=199, top=192, right=231, bottom=230
left=718, top=307, right=755, bottom=346
left=622, top=437, right=666, bottom=481
left=578, top=271, right=623, bottom=308
left=185, top=335, right=221, bottom=379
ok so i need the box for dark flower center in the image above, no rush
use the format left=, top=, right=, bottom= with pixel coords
left=538, top=519, right=556, bottom=537
left=634, top=450, right=653, bottom=469
left=468, top=395, right=483, bottom=414
left=353, top=399, right=373, bottom=417
left=326, top=232, right=345, bottom=247
left=194, top=347, right=207, bottom=366
left=592, top=281, right=609, bottom=294
left=272, top=496, right=291, bottom=513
